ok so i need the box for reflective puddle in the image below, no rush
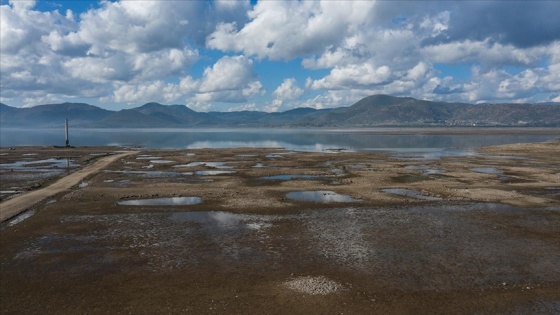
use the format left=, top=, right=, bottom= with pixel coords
left=347, top=164, right=367, bottom=169
left=382, top=188, right=442, bottom=200
left=470, top=167, right=503, bottom=175
left=265, top=154, right=285, bottom=159
left=286, top=191, right=361, bottom=203
left=260, top=174, right=327, bottom=181
left=170, top=211, right=240, bottom=226
left=118, top=197, right=202, bottom=206
left=389, top=148, right=478, bottom=160
left=7, top=209, right=36, bottom=227
left=1, top=190, right=22, bottom=194
left=405, top=165, right=430, bottom=170
left=150, top=160, right=175, bottom=164
left=105, top=170, right=192, bottom=177
left=424, top=169, right=446, bottom=175
left=0, top=158, right=79, bottom=169
left=406, top=165, right=446, bottom=175
left=174, top=162, right=233, bottom=169
left=136, top=156, right=162, bottom=160
left=194, top=170, right=236, bottom=176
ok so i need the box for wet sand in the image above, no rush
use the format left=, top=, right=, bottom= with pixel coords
left=1, top=140, right=559, bottom=314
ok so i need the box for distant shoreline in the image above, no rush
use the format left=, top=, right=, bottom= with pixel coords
left=2, top=126, right=560, bottom=134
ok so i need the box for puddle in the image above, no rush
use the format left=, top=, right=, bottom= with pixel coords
left=499, top=176, right=534, bottom=184
left=142, top=164, right=154, bottom=169
left=194, top=170, right=236, bottom=176
left=174, top=162, right=233, bottom=169
left=390, top=148, right=478, bottom=160
left=246, top=222, right=273, bottom=230
left=78, top=182, right=89, bottom=188
left=105, top=170, right=192, bottom=177
left=329, top=168, right=346, bottom=176
left=89, top=153, right=109, bottom=156
left=405, top=165, right=430, bottom=171
left=1, top=190, right=22, bottom=194
left=347, top=164, right=367, bottom=169
left=185, top=153, right=195, bottom=157
left=265, top=154, right=285, bottom=159
left=22, top=153, right=38, bottom=156
left=264, top=152, right=299, bottom=158
left=0, top=158, right=79, bottom=169
left=480, top=154, right=530, bottom=160
left=392, top=174, right=432, bottom=183
left=136, top=156, right=161, bottom=160
left=260, top=174, right=327, bottom=181
left=382, top=188, right=442, bottom=200
left=150, top=160, right=175, bottom=164
left=286, top=191, right=361, bottom=203
left=169, top=211, right=274, bottom=232
left=103, top=179, right=115, bottom=183
left=118, top=197, right=202, bottom=206
left=170, top=211, right=241, bottom=225
left=253, top=163, right=267, bottom=168
left=470, top=167, right=503, bottom=175
left=519, top=187, right=560, bottom=198
left=8, top=209, right=36, bottom=226
left=424, top=169, right=446, bottom=175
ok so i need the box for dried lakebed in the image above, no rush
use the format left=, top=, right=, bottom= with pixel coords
left=1, top=141, right=559, bottom=314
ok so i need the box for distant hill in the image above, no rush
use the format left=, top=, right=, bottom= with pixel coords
left=99, top=103, right=212, bottom=127
left=0, top=102, right=113, bottom=127
left=2, top=95, right=560, bottom=128
left=302, top=95, right=560, bottom=127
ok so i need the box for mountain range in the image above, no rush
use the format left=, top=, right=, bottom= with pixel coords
left=1, top=95, right=559, bottom=128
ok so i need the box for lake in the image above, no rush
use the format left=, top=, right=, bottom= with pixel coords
left=1, top=128, right=558, bottom=154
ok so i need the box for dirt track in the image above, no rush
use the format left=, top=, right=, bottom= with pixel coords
left=0, top=151, right=137, bottom=222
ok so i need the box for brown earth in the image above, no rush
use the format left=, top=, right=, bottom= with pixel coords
left=0, top=140, right=559, bottom=314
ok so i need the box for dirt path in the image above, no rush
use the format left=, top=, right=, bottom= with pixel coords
left=0, top=151, right=138, bottom=222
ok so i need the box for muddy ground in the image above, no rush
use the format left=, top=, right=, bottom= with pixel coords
left=1, top=140, right=559, bottom=314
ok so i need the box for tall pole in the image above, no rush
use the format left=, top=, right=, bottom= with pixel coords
left=65, top=118, right=69, bottom=147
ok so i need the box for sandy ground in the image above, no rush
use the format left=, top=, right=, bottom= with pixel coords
left=0, top=140, right=559, bottom=314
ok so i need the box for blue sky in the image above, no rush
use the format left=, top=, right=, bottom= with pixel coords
left=1, top=0, right=559, bottom=111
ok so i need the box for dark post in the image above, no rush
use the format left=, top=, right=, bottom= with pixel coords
left=65, top=118, right=69, bottom=147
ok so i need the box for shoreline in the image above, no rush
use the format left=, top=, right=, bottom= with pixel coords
left=2, top=126, right=560, bottom=133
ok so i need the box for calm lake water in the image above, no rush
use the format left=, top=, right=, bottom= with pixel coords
left=1, top=128, right=558, bottom=153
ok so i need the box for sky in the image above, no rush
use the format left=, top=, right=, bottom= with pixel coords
left=1, top=0, right=560, bottom=112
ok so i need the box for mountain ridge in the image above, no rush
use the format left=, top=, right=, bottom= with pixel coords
left=1, top=95, right=559, bottom=127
